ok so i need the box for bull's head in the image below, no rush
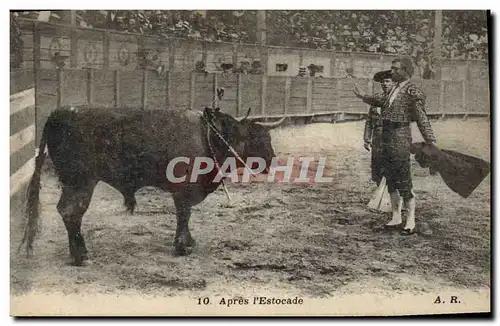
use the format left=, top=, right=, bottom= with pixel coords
left=205, top=107, right=285, bottom=173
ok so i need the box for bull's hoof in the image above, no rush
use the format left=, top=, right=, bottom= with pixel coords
left=174, top=244, right=192, bottom=256
left=70, top=258, right=93, bottom=266
left=174, top=237, right=196, bottom=256
left=81, top=259, right=94, bottom=266
left=124, top=198, right=136, bottom=215
left=72, top=255, right=84, bottom=266
left=69, top=250, right=89, bottom=266
left=187, top=237, right=196, bottom=247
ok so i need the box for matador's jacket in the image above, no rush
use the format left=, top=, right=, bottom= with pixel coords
left=361, top=81, right=436, bottom=199
left=363, top=92, right=386, bottom=185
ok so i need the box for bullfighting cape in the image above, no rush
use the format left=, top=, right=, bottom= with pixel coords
left=367, top=177, right=392, bottom=213
left=410, top=142, right=490, bottom=198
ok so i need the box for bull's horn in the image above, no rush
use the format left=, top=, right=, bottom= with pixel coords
left=254, top=117, right=286, bottom=128
left=236, top=108, right=252, bottom=121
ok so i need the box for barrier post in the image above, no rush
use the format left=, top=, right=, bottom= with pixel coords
left=189, top=72, right=196, bottom=110
left=114, top=70, right=120, bottom=107
left=306, top=77, right=312, bottom=113
left=142, top=69, right=148, bottom=109
left=87, top=68, right=94, bottom=106
left=439, top=79, right=445, bottom=119
left=236, top=73, right=242, bottom=117
left=284, top=76, right=291, bottom=115
left=56, top=68, right=63, bottom=108
left=260, top=74, right=267, bottom=115
left=166, top=70, right=171, bottom=109
left=212, top=72, right=219, bottom=108
left=103, top=31, right=110, bottom=69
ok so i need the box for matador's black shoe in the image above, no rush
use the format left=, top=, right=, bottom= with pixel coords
left=400, top=228, right=417, bottom=236
left=375, top=223, right=402, bottom=232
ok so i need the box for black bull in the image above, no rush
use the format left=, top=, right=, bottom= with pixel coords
left=20, top=106, right=284, bottom=266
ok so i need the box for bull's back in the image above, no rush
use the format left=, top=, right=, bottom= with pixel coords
left=137, top=109, right=206, bottom=159
left=45, top=107, right=206, bottom=186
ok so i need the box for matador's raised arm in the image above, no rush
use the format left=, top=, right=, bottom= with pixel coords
left=360, top=92, right=386, bottom=108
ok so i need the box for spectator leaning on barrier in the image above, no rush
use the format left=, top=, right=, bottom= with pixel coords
left=297, top=66, right=307, bottom=77
left=353, top=56, right=437, bottom=236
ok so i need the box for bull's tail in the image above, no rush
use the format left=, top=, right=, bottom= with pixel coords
left=18, top=120, right=49, bottom=257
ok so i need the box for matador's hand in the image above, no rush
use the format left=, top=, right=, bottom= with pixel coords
left=353, top=85, right=364, bottom=99
left=426, top=140, right=438, bottom=150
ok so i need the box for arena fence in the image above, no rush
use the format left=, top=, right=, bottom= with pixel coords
left=10, top=83, right=36, bottom=213
left=10, top=64, right=491, bottom=148
left=32, top=67, right=490, bottom=138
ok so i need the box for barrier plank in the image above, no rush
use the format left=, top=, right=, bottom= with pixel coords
left=10, top=87, right=36, bottom=198
left=10, top=88, right=35, bottom=116
left=10, top=124, right=35, bottom=155
left=11, top=157, right=35, bottom=197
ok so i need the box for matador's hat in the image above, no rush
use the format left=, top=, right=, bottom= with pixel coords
left=373, top=70, right=392, bottom=82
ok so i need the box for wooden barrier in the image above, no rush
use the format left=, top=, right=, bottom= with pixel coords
left=10, top=88, right=36, bottom=211
left=16, top=66, right=489, bottom=162
left=42, top=68, right=490, bottom=122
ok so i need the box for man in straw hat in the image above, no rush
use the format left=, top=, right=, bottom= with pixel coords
left=298, top=66, right=307, bottom=77
left=354, top=56, right=437, bottom=235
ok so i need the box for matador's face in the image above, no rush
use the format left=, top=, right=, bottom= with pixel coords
left=391, top=61, right=407, bottom=82
left=381, top=78, right=394, bottom=94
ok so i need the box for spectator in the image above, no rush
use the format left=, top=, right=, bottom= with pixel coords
left=298, top=66, right=307, bottom=77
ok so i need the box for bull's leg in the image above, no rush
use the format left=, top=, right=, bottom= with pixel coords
left=172, top=194, right=195, bottom=256
left=111, top=184, right=137, bottom=214
left=57, top=182, right=96, bottom=266
left=124, top=195, right=137, bottom=214
left=172, top=186, right=209, bottom=256
left=174, top=194, right=202, bottom=256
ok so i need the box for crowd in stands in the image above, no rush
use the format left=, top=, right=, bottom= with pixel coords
left=15, top=10, right=258, bottom=44
left=12, top=10, right=488, bottom=66
left=266, top=10, right=488, bottom=61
